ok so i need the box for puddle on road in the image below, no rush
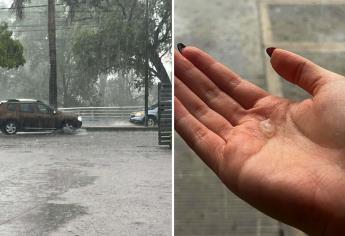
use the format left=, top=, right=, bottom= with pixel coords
left=44, top=168, right=97, bottom=199
left=0, top=166, right=96, bottom=235
left=22, top=203, right=87, bottom=235
left=74, top=129, right=88, bottom=136
left=83, top=120, right=136, bottom=127
left=0, top=128, right=88, bottom=138
left=132, top=221, right=146, bottom=226
left=53, top=128, right=88, bottom=136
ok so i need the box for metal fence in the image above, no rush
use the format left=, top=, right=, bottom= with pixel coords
left=59, top=106, right=142, bottom=121
left=158, top=83, right=172, bottom=146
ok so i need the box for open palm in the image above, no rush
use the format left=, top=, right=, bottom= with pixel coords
left=175, top=46, right=345, bottom=236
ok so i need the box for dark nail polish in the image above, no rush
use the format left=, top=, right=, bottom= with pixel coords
left=266, top=47, right=276, bottom=57
left=177, top=43, right=186, bottom=53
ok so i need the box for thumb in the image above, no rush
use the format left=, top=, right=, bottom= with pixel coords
left=268, top=48, right=332, bottom=96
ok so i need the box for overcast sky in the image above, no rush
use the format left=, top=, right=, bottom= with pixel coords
left=0, top=0, right=12, bottom=7
left=0, top=0, right=10, bottom=7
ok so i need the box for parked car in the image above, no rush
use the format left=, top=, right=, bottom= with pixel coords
left=129, top=104, right=158, bottom=126
left=0, top=99, right=82, bottom=135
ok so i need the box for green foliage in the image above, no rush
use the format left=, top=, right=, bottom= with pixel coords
left=68, top=0, right=171, bottom=86
left=0, top=0, right=170, bottom=106
left=0, top=23, right=26, bottom=69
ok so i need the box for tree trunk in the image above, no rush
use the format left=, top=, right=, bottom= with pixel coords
left=99, top=74, right=107, bottom=106
left=62, top=72, right=68, bottom=106
left=48, top=0, right=57, bottom=108
left=117, top=70, right=125, bottom=106
left=150, top=48, right=171, bottom=85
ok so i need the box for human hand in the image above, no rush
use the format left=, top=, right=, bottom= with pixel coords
left=174, top=45, right=345, bottom=235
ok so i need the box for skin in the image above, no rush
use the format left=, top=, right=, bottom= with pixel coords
left=174, top=47, right=345, bottom=236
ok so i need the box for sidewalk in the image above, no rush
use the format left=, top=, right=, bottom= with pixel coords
left=82, top=119, right=158, bottom=131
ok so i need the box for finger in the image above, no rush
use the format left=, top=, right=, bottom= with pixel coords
left=270, top=48, right=334, bottom=96
left=175, top=77, right=233, bottom=140
left=175, top=51, right=247, bottom=125
left=180, top=46, right=269, bottom=109
left=175, top=97, right=225, bottom=172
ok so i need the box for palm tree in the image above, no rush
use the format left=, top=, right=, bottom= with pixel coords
left=11, top=0, right=58, bottom=108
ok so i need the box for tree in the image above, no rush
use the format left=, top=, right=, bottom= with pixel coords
left=65, top=0, right=171, bottom=86
left=11, top=0, right=58, bottom=108
left=5, top=0, right=170, bottom=106
left=0, top=23, right=25, bottom=69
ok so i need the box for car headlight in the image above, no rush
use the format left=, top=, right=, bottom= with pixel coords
left=135, top=111, right=145, bottom=117
left=77, top=116, right=82, bottom=122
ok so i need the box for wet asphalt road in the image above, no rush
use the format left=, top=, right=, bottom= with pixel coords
left=0, top=130, right=171, bottom=236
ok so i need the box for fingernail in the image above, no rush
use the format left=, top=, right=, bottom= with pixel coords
left=177, top=43, right=186, bottom=53
left=266, top=47, right=276, bottom=57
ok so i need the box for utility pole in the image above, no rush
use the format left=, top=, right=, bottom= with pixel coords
left=144, top=0, right=149, bottom=127
left=48, top=0, right=57, bottom=109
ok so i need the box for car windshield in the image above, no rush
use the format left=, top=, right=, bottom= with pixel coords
left=37, top=102, right=52, bottom=113
left=39, top=101, right=53, bottom=109
left=149, top=104, right=158, bottom=110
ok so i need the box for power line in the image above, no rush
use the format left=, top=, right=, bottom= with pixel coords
left=7, top=23, right=100, bottom=28
left=0, top=8, right=118, bottom=13
left=10, top=26, right=100, bottom=33
left=18, top=37, right=79, bottom=40
left=0, top=3, right=64, bottom=10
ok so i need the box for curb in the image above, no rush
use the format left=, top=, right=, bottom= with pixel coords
left=83, top=126, right=158, bottom=131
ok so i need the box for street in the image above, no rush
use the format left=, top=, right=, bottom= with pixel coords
left=0, top=130, right=171, bottom=236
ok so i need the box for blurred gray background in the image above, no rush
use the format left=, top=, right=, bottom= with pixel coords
left=174, top=0, right=345, bottom=235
